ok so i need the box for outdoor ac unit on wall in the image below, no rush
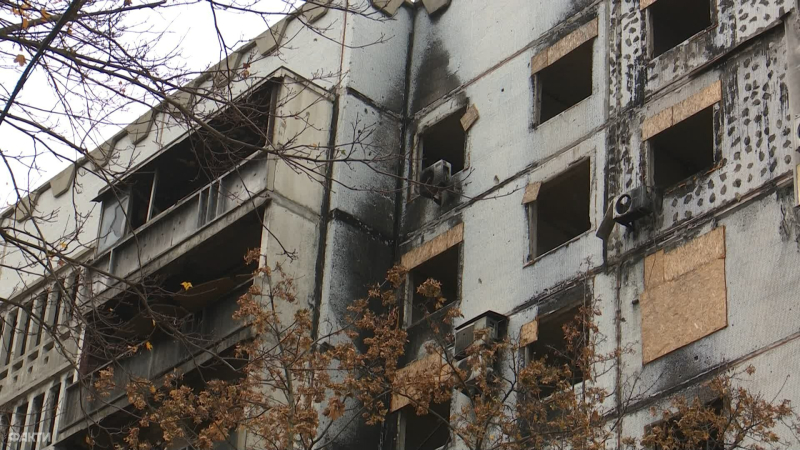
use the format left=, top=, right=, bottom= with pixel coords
left=420, top=159, right=452, bottom=204
left=596, top=186, right=660, bottom=240
left=454, top=311, right=507, bottom=360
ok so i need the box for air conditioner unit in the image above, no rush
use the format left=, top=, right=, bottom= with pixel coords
left=596, top=186, right=659, bottom=240
left=455, top=356, right=494, bottom=396
left=454, top=311, right=507, bottom=360
left=612, top=185, right=658, bottom=226
left=420, top=159, right=452, bottom=204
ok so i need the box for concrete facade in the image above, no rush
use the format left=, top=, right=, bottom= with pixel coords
left=1, top=0, right=800, bottom=449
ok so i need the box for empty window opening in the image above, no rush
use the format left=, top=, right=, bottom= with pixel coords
left=83, top=210, right=262, bottom=372
left=528, top=160, right=591, bottom=259
left=403, top=399, right=451, bottom=450
left=536, top=39, right=594, bottom=124
left=30, top=394, right=44, bottom=450
left=11, top=403, right=26, bottom=450
left=409, top=245, right=460, bottom=325
left=419, top=107, right=467, bottom=181
left=32, top=291, right=48, bottom=348
left=16, top=307, right=31, bottom=357
left=127, top=172, right=155, bottom=229
left=44, top=383, right=61, bottom=446
left=650, top=398, right=724, bottom=450
left=3, top=312, right=17, bottom=365
left=526, top=305, right=587, bottom=397
left=0, top=413, right=10, bottom=450
left=96, top=82, right=274, bottom=249
left=650, top=0, right=712, bottom=57
left=650, top=106, right=715, bottom=190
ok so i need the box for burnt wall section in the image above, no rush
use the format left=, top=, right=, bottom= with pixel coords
left=315, top=217, right=393, bottom=450
left=400, top=1, right=610, bottom=241
left=618, top=0, right=789, bottom=109
left=407, top=0, right=598, bottom=115
left=610, top=27, right=794, bottom=257
left=329, top=94, right=402, bottom=237
left=346, top=7, right=414, bottom=113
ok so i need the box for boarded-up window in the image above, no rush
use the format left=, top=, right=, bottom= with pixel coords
left=640, top=227, right=727, bottom=363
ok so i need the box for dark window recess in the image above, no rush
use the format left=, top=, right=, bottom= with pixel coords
left=420, top=107, right=467, bottom=177
left=11, top=404, right=26, bottom=450
left=650, top=0, right=712, bottom=57
left=33, top=291, right=47, bottom=347
left=529, top=160, right=591, bottom=259
left=82, top=211, right=262, bottom=373
left=45, top=382, right=61, bottom=445
left=17, top=306, right=31, bottom=356
left=404, top=399, right=451, bottom=450
left=30, top=394, right=44, bottom=450
left=651, top=107, right=715, bottom=190
left=101, top=82, right=274, bottom=234
left=127, top=172, right=155, bottom=229
left=536, top=39, right=594, bottom=124
left=0, top=413, right=10, bottom=450
left=652, top=398, right=724, bottom=450
left=4, top=311, right=17, bottom=365
left=409, top=245, right=459, bottom=325
left=526, top=305, right=587, bottom=398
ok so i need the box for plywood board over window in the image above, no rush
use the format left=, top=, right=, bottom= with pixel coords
left=640, top=227, right=727, bottom=364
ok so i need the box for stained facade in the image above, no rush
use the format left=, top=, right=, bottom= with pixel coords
left=2, top=0, right=800, bottom=449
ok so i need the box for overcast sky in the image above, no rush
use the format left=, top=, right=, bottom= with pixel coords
left=0, top=0, right=298, bottom=207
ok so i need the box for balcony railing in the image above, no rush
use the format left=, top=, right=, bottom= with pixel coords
left=58, top=281, right=253, bottom=438
left=91, top=155, right=269, bottom=289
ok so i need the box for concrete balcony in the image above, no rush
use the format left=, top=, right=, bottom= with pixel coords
left=57, top=280, right=253, bottom=440
left=90, top=154, right=271, bottom=301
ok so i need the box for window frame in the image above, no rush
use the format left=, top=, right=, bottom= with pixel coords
left=532, top=37, right=596, bottom=127
left=409, top=104, right=472, bottom=202
left=645, top=103, right=721, bottom=193
left=645, top=0, right=717, bottom=59
left=524, top=158, right=593, bottom=263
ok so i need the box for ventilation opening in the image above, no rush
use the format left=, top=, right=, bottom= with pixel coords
left=651, top=107, right=715, bottom=190
left=650, top=0, right=712, bottom=57
left=537, top=39, right=594, bottom=124
left=526, top=305, right=587, bottom=398
left=531, top=160, right=591, bottom=259
left=409, top=245, right=459, bottom=325
left=420, top=107, right=467, bottom=177
left=403, top=399, right=451, bottom=450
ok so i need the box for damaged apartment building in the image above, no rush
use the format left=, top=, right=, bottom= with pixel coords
left=2, top=0, right=800, bottom=449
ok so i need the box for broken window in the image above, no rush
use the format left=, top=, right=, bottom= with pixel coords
left=649, top=0, right=712, bottom=57
left=96, top=194, right=129, bottom=253
left=525, top=305, right=587, bottom=398
left=535, top=39, right=594, bottom=124
left=416, top=108, right=468, bottom=202
left=650, top=106, right=715, bottom=190
left=649, top=398, right=724, bottom=450
left=95, top=82, right=274, bottom=252
left=409, top=245, right=460, bottom=325
left=84, top=210, right=262, bottom=372
left=402, top=399, right=451, bottom=450
left=526, top=160, right=591, bottom=260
